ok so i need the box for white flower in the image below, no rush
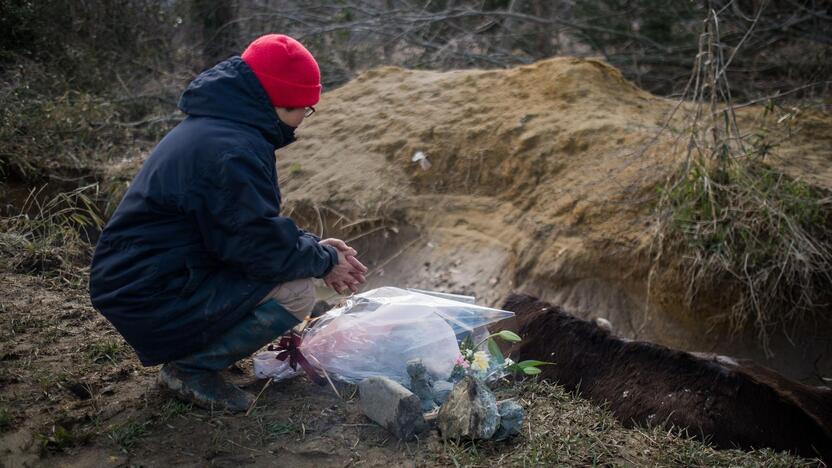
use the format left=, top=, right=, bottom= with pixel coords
left=504, top=358, right=514, bottom=367
left=471, top=351, right=489, bottom=371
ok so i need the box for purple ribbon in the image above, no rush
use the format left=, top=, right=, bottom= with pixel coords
left=269, top=332, right=326, bottom=386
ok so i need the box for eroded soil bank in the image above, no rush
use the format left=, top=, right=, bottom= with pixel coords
left=267, top=57, right=832, bottom=382
left=2, top=56, right=830, bottom=465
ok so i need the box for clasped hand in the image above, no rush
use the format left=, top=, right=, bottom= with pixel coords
left=319, top=238, right=368, bottom=294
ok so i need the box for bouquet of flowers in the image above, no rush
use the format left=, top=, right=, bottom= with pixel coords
left=253, top=287, right=515, bottom=385
left=451, top=329, right=551, bottom=382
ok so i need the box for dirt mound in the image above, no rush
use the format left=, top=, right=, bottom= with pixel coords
left=274, top=57, right=832, bottom=380
left=7, top=56, right=830, bottom=465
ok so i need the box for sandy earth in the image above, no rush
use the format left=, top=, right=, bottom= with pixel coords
left=272, top=57, right=832, bottom=381
left=2, top=56, right=831, bottom=466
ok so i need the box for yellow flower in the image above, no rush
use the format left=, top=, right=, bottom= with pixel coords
left=471, top=351, right=489, bottom=371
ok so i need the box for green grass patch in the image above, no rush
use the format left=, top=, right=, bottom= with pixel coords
left=85, top=338, right=128, bottom=365
left=32, top=370, right=70, bottom=401
left=157, top=399, right=193, bottom=423
left=265, top=419, right=300, bottom=438
left=37, top=424, right=91, bottom=453
left=108, top=401, right=194, bottom=453
left=660, top=154, right=832, bottom=348
left=108, top=420, right=151, bottom=453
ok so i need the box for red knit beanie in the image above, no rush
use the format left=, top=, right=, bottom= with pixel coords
left=241, top=34, right=321, bottom=108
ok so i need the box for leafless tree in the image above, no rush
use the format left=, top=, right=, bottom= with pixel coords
left=209, top=0, right=830, bottom=100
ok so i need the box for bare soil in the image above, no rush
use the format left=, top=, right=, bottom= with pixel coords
left=268, top=57, right=832, bottom=381
left=0, top=274, right=820, bottom=466
left=3, top=56, right=831, bottom=466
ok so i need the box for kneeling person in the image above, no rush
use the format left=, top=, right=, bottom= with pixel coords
left=89, top=34, right=367, bottom=412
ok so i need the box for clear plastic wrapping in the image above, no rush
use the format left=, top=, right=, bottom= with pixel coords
left=253, top=287, right=514, bottom=385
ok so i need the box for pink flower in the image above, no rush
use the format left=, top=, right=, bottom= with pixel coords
left=454, top=355, right=470, bottom=368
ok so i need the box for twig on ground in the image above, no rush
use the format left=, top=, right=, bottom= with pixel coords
left=246, top=379, right=272, bottom=416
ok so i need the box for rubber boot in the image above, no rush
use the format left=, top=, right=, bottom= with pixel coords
left=158, top=299, right=300, bottom=412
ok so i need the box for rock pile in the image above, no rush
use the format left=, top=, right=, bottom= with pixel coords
left=436, top=376, right=523, bottom=440
left=359, top=370, right=524, bottom=441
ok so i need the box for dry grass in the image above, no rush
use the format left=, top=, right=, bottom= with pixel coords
left=0, top=273, right=820, bottom=466
left=662, top=156, right=832, bottom=348
left=439, top=380, right=820, bottom=467
left=651, top=7, right=832, bottom=352
left=0, top=184, right=103, bottom=286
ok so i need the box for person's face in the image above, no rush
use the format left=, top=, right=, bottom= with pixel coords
left=275, top=107, right=314, bottom=128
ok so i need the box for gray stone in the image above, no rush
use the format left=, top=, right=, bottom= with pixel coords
left=493, top=399, right=525, bottom=441
left=432, top=380, right=454, bottom=405
left=407, top=358, right=437, bottom=411
left=359, top=377, right=428, bottom=440
left=437, top=376, right=500, bottom=439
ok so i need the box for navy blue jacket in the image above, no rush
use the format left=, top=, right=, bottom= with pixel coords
left=90, top=57, right=338, bottom=366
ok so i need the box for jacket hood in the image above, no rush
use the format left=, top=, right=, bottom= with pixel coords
left=178, top=57, right=287, bottom=147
